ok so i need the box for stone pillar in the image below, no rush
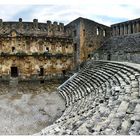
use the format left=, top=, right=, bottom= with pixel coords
left=112, top=26, right=116, bottom=36
left=124, top=24, right=128, bottom=35
left=112, top=26, right=115, bottom=36
left=136, top=21, right=140, bottom=33
left=116, top=26, right=120, bottom=36
left=111, top=27, right=114, bottom=36
left=132, top=22, right=136, bottom=33
left=120, top=24, right=124, bottom=36
left=115, top=26, right=117, bottom=36
left=128, top=23, right=131, bottom=34
left=120, top=25, right=122, bottom=35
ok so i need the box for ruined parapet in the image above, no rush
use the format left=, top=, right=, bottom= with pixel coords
left=111, top=18, right=140, bottom=36
left=46, top=20, right=65, bottom=36
left=0, top=19, right=66, bottom=36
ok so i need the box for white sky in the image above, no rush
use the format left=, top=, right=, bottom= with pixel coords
left=0, top=0, right=140, bottom=26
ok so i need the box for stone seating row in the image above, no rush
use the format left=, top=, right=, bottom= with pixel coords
left=37, top=61, right=140, bottom=135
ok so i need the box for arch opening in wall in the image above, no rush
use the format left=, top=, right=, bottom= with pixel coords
left=103, top=30, right=106, bottom=37
left=12, top=47, right=15, bottom=52
left=46, top=47, right=49, bottom=52
left=107, top=53, right=111, bottom=60
left=96, top=27, right=99, bottom=36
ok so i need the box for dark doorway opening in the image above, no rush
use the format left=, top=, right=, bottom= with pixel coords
left=62, top=70, right=66, bottom=75
left=39, top=67, right=44, bottom=76
left=107, top=54, right=111, bottom=60
left=40, top=80, right=44, bottom=84
left=88, top=54, right=91, bottom=58
left=74, top=43, right=77, bottom=51
left=46, top=47, right=49, bottom=52
left=11, top=67, right=18, bottom=77
left=12, top=47, right=15, bottom=52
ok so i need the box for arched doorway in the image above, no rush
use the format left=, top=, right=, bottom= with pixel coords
left=107, top=53, right=111, bottom=60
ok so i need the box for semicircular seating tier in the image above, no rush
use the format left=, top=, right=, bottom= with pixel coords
left=37, top=60, right=140, bottom=135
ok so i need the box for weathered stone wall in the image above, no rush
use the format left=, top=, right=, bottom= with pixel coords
left=0, top=56, right=73, bottom=81
left=1, top=17, right=140, bottom=81
left=91, top=18, right=140, bottom=64
left=92, top=33, right=140, bottom=64
left=0, top=19, right=74, bottom=81
left=65, top=17, right=111, bottom=64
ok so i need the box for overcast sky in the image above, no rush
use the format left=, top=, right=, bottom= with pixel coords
left=0, top=0, right=140, bottom=26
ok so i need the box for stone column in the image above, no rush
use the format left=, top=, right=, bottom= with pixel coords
left=112, top=26, right=116, bottom=36
left=114, top=26, right=117, bottom=36
left=128, top=23, right=131, bottom=34
left=122, top=24, right=124, bottom=35
left=136, top=21, right=140, bottom=33
left=132, top=22, right=136, bottom=33
left=120, top=24, right=124, bottom=36
left=112, top=27, right=114, bottom=36
left=120, top=24, right=122, bottom=35
left=124, top=24, right=128, bottom=35
left=116, top=26, right=120, bottom=36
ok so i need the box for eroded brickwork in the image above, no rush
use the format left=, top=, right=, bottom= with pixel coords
left=0, top=19, right=74, bottom=81
left=65, top=17, right=111, bottom=64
